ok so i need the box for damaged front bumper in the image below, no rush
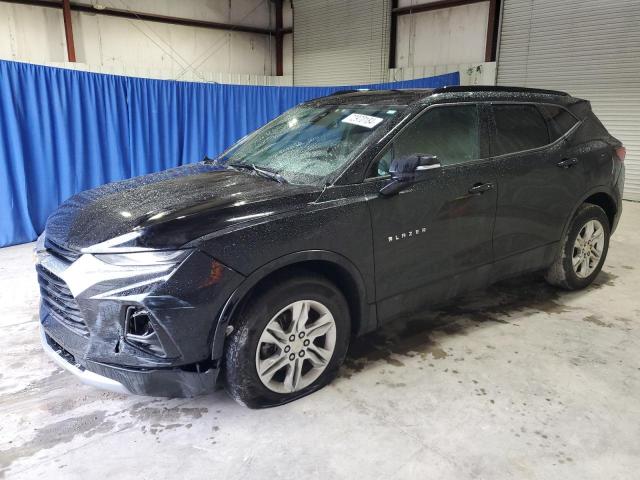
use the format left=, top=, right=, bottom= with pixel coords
left=35, top=235, right=244, bottom=397
left=40, top=324, right=129, bottom=395
left=40, top=323, right=221, bottom=396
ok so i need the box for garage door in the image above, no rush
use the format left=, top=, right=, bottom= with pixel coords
left=293, top=0, right=391, bottom=86
left=497, top=0, right=640, bottom=200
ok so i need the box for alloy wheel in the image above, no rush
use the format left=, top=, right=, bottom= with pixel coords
left=255, top=300, right=337, bottom=394
left=572, top=219, right=605, bottom=278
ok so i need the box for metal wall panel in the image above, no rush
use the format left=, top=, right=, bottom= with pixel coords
left=395, top=2, right=490, bottom=68
left=0, top=0, right=280, bottom=78
left=293, top=0, right=391, bottom=86
left=497, top=0, right=640, bottom=200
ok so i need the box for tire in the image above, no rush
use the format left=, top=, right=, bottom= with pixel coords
left=545, top=203, right=610, bottom=290
left=223, top=271, right=351, bottom=408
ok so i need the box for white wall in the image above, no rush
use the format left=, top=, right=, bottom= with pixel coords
left=283, top=33, right=293, bottom=76
left=0, top=0, right=492, bottom=86
left=0, top=0, right=294, bottom=84
left=389, top=61, right=497, bottom=85
left=0, top=3, right=66, bottom=63
left=395, top=1, right=490, bottom=69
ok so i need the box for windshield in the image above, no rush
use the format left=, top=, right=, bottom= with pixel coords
left=218, top=104, right=405, bottom=185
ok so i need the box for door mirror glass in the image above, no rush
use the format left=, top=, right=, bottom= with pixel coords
left=380, top=153, right=440, bottom=196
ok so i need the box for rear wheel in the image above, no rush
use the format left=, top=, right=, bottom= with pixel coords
left=545, top=203, right=610, bottom=290
left=223, top=272, right=350, bottom=408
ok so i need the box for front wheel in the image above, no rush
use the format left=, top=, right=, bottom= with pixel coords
left=223, top=272, right=351, bottom=408
left=545, top=203, right=610, bottom=290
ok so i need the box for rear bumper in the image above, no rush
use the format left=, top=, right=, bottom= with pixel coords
left=612, top=164, right=625, bottom=234
left=41, top=324, right=220, bottom=397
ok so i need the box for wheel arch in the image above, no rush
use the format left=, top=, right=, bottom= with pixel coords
left=583, top=191, right=617, bottom=231
left=210, top=250, right=376, bottom=361
left=562, top=187, right=618, bottom=241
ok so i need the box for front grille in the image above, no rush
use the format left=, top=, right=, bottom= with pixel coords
left=37, top=265, right=89, bottom=336
left=45, top=238, right=81, bottom=263
left=45, top=333, right=83, bottom=368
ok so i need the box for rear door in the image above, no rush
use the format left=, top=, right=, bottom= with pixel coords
left=489, top=103, right=584, bottom=272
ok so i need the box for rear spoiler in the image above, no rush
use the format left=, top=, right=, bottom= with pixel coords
left=566, top=98, right=592, bottom=120
left=567, top=99, right=621, bottom=146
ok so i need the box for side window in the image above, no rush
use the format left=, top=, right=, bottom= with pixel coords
left=538, top=105, right=579, bottom=142
left=373, top=105, right=480, bottom=176
left=492, top=104, right=549, bottom=156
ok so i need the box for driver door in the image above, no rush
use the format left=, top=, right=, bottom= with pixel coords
left=364, top=104, right=498, bottom=322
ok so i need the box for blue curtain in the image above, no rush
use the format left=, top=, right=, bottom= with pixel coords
left=0, top=60, right=459, bottom=247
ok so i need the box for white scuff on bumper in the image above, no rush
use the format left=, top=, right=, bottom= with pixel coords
left=40, top=325, right=130, bottom=395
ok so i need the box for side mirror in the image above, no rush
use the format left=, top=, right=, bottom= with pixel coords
left=380, top=153, right=440, bottom=196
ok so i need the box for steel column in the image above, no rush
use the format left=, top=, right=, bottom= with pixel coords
left=388, top=0, right=398, bottom=69
left=275, top=0, right=284, bottom=76
left=61, top=0, right=76, bottom=62
left=484, top=0, right=500, bottom=62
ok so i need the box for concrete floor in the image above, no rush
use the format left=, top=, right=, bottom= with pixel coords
left=1, top=203, right=639, bottom=480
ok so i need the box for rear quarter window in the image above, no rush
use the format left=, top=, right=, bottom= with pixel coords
left=538, top=105, right=579, bottom=141
left=492, top=104, right=549, bottom=156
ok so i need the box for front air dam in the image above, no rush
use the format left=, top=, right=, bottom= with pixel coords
left=41, top=326, right=220, bottom=397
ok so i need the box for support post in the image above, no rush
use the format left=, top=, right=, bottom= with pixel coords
left=389, top=0, right=398, bottom=69
left=275, top=0, right=284, bottom=76
left=61, top=0, right=76, bottom=62
left=485, top=0, right=499, bottom=62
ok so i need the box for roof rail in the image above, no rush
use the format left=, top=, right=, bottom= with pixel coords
left=432, top=85, right=569, bottom=97
left=309, top=89, right=370, bottom=102
left=328, top=89, right=362, bottom=96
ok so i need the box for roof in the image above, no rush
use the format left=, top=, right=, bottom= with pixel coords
left=307, top=85, right=571, bottom=107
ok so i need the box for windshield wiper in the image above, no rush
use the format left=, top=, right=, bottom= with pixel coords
left=228, top=163, right=288, bottom=184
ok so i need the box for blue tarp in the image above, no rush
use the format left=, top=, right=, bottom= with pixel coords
left=0, top=60, right=459, bottom=247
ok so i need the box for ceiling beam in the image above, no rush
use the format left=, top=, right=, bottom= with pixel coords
left=393, top=0, right=488, bottom=16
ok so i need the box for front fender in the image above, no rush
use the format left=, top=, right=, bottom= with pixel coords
left=208, top=250, right=375, bottom=362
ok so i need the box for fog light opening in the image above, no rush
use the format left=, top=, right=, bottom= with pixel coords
left=127, top=309, right=154, bottom=337
left=124, top=307, right=166, bottom=357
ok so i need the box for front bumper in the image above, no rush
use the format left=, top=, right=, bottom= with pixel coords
left=36, top=242, right=243, bottom=397
left=41, top=324, right=220, bottom=396
left=40, top=324, right=129, bottom=395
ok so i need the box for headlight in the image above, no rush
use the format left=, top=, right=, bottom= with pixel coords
left=34, top=232, right=46, bottom=264
left=35, top=232, right=46, bottom=251
left=93, top=249, right=192, bottom=266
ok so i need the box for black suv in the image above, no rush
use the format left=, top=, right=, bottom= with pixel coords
left=36, top=86, right=625, bottom=408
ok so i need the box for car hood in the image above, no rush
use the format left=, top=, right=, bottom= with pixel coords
left=45, top=163, right=320, bottom=251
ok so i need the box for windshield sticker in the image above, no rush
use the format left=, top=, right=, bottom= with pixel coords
left=341, top=113, right=384, bottom=129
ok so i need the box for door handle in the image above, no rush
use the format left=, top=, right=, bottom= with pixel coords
left=557, top=157, right=578, bottom=168
left=468, top=182, right=494, bottom=195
